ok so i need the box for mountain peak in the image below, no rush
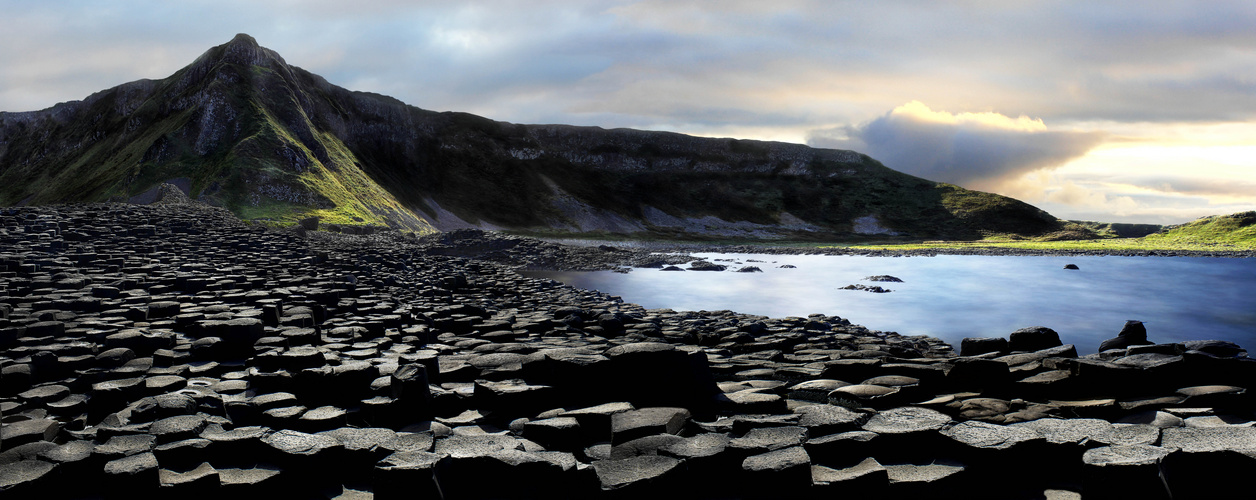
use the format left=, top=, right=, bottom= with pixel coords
left=219, top=33, right=285, bottom=68
left=228, top=33, right=259, bottom=47
left=183, top=33, right=286, bottom=75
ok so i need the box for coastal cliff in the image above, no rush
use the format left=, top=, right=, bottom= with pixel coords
left=0, top=34, right=1061, bottom=240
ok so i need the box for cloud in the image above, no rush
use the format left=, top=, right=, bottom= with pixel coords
left=807, top=102, right=1106, bottom=190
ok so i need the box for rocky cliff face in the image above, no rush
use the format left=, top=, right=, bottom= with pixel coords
left=0, top=34, right=1061, bottom=239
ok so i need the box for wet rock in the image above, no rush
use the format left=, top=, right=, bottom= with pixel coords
left=687, top=261, right=726, bottom=271
left=1009, top=326, right=1063, bottom=352
left=1097, top=320, right=1152, bottom=352
left=960, top=337, right=1009, bottom=356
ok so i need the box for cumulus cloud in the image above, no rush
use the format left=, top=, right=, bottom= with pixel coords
left=807, top=102, right=1106, bottom=190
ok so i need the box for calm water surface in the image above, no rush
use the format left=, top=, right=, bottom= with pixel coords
left=533, top=254, right=1256, bottom=354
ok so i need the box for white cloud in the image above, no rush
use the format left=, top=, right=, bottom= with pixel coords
left=807, top=101, right=1105, bottom=191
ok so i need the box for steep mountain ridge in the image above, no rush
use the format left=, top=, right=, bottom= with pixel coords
left=0, top=34, right=1062, bottom=239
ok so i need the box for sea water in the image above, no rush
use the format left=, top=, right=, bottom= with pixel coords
left=529, top=254, right=1256, bottom=355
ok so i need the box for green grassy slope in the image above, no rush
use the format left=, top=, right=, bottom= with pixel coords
left=1143, top=212, right=1256, bottom=249
left=841, top=211, right=1256, bottom=252
left=0, top=34, right=434, bottom=232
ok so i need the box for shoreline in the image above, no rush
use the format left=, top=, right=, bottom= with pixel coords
left=2, top=203, right=1253, bottom=498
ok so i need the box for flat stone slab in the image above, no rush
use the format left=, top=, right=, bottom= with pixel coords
left=261, top=429, right=341, bottom=456
left=660, top=433, right=730, bottom=459
left=812, top=456, right=888, bottom=485
left=743, top=445, right=810, bottom=472
left=730, top=426, right=808, bottom=453
left=862, top=407, right=952, bottom=434
left=794, top=403, right=868, bottom=432
left=788, top=379, right=852, bottom=402
left=885, top=462, right=965, bottom=484
left=1082, top=444, right=1172, bottom=467
left=942, top=421, right=1043, bottom=451
left=1092, top=424, right=1161, bottom=446
left=0, top=459, right=56, bottom=491
left=592, top=455, right=681, bottom=491
left=1010, top=418, right=1113, bottom=445
left=1160, top=427, right=1256, bottom=453
left=611, top=407, right=690, bottom=443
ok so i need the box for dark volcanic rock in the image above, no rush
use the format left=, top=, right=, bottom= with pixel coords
left=0, top=203, right=1250, bottom=499
left=1098, top=320, right=1152, bottom=352
left=1008, top=326, right=1063, bottom=352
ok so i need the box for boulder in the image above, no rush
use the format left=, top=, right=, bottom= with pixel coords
left=1009, top=327, right=1063, bottom=352
left=1097, top=320, right=1152, bottom=352
left=960, top=337, right=1009, bottom=357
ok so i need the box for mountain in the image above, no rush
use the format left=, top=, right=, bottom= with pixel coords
left=0, top=34, right=1063, bottom=240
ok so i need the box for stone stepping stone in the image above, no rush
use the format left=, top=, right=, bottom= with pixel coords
left=787, top=379, right=852, bottom=403
left=812, top=457, right=889, bottom=496
left=218, top=466, right=284, bottom=494
left=611, top=407, right=691, bottom=445
left=0, top=459, right=57, bottom=495
left=1081, top=445, right=1173, bottom=498
left=885, top=462, right=966, bottom=497
left=95, top=434, right=157, bottom=460
left=1175, top=385, right=1248, bottom=410
left=1010, top=418, right=1113, bottom=446
left=297, top=406, right=348, bottom=432
left=611, top=434, right=687, bottom=459
left=1159, top=426, right=1256, bottom=498
left=103, top=451, right=160, bottom=492
left=794, top=403, right=868, bottom=435
left=862, top=375, right=920, bottom=388
left=523, top=417, right=582, bottom=452
left=729, top=426, right=808, bottom=456
left=158, top=462, right=219, bottom=491
left=592, top=455, right=682, bottom=493
left=829, top=384, right=900, bottom=407
left=373, top=451, right=445, bottom=499
left=660, top=432, right=730, bottom=460
left=0, top=419, right=60, bottom=448
left=16, top=384, right=70, bottom=406
left=741, top=445, right=812, bottom=497
left=804, top=430, right=879, bottom=469
left=1046, top=399, right=1117, bottom=418
left=717, top=388, right=787, bottom=414
left=150, top=414, right=209, bottom=444
left=862, top=407, right=952, bottom=435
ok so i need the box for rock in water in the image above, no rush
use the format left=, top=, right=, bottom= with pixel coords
left=1063, top=264, right=1079, bottom=270
left=1008, top=326, right=1063, bottom=352
left=1097, top=320, right=1151, bottom=352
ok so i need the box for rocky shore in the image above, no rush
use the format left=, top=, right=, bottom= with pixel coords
left=628, top=241, right=1256, bottom=260
left=2, top=203, right=1253, bottom=498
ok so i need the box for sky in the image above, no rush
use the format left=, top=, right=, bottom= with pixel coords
left=2, top=1, right=1254, bottom=224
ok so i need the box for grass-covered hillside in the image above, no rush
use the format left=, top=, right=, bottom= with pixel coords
left=843, top=212, right=1256, bottom=252
left=1, top=34, right=1067, bottom=240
